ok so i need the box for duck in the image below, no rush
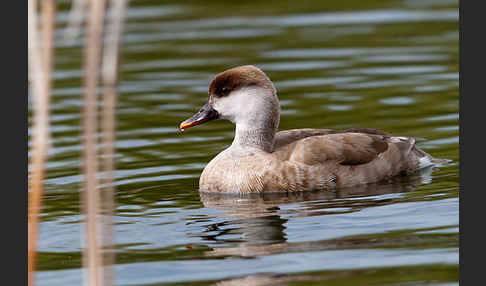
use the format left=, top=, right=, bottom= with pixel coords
left=179, top=65, right=445, bottom=193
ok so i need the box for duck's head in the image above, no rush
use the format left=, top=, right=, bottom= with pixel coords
left=179, top=65, right=280, bottom=132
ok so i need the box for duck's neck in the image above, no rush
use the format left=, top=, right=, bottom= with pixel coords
left=232, top=123, right=276, bottom=153
left=226, top=85, right=280, bottom=153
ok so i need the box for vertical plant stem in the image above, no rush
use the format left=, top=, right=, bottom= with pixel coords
left=82, top=0, right=106, bottom=285
left=27, top=0, right=55, bottom=285
left=101, top=1, right=128, bottom=285
left=63, top=0, right=86, bottom=45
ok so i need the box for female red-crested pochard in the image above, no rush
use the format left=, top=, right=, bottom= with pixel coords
left=179, top=65, right=445, bottom=193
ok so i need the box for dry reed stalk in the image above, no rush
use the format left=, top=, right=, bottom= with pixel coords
left=82, top=0, right=107, bottom=285
left=42, top=0, right=55, bottom=100
left=63, top=0, right=86, bottom=45
left=100, top=1, right=128, bottom=284
left=100, top=77, right=117, bottom=286
left=27, top=0, right=55, bottom=285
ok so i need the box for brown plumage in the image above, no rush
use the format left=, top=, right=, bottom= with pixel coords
left=179, top=65, right=446, bottom=193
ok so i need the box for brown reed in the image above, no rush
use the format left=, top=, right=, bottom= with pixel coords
left=27, top=0, right=55, bottom=285
left=63, top=0, right=86, bottom=44
left=28, top=1, right=128, bottom=285
left=82, top=0, right=107, bottom=285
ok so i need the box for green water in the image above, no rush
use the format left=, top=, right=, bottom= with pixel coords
left=30, top=0, right=459, bottom=285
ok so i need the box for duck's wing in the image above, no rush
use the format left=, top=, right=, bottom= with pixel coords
left=279, top=132, right=395, bottom=166
left=268, top=129, right=444, bottom=192
left=274, top=127, right=394, bottom=150
left=274, top=128, right=335, bottom=149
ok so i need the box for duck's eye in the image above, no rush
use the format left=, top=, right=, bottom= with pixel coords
left=221, top=87, right=230, bottom=94
left=213, top=86, right=231, bottom=97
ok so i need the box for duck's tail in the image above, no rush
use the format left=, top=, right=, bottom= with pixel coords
left=390, top=135, right=450, bottom=170
left=410, top=141, right=450, bottom=170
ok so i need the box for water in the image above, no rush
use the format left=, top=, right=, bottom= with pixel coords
left=30, top=0, right=459, bottom=285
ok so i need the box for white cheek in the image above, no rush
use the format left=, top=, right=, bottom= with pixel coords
left=213, top=97, right=233, bottom=121
left=214, top=88, right=259, bottom=123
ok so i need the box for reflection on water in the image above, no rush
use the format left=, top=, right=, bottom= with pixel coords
left=32, top=0, right=458, bottom=285
left=198, top=167, right=439, bottom=256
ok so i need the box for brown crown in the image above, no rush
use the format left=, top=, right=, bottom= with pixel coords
left=208, top=65, right=274, bottom=98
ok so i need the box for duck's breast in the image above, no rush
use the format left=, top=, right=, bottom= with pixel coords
left=199, top=148, right=270, bottom=193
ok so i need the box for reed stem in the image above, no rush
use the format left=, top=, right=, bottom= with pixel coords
left=27, top=0, right=55, bottom=285
left=63, top=0, right=86, bottom=45
left=100, top=1, right=128, bottom=284
left=82, top=0, right=107, bottom=285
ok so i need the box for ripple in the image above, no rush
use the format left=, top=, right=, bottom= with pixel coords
left=115, top=174, right=198, bottom=186
left=263, top=46, right=447, bottom=60
left=123, top=28, right=283, bottom=44
left=257, top=61, right=349, bottom=71
left=435, top=126, right=459, bottom=132
left=424, top=114, right=459, bottom=122
left=326, top=104, right=354, bottom=111
left=346, top=66, right=447, bottom=75
left=422, top=137, right=459, bottom=146
left=117, top=139, right=156, bottom=149
left=405, top=0, right=458, bottom=8
left=55, top=5, right=183, bottom=24
left=134, top=93, right=187, bottom=101
left=254, top=9, right=458, bottom=26
left=303, top=93, right=362, bottom=102
left=264, top=48, right=363, bottom=59
left=276, top=76, right=364, bottom=88
left=118, top=127, right=179, bottom=137
left=380, top=97, right=416, bottom=105
left=114, top=163, right=205, bottom=179
left=339, top=78, right=428, bottom=89
left=414, top=85, right=452, bottom=93
left=159, top=136, right=226, bottom=144
left=362, top=54, right=450, bottom=63
left=123, top=59, right=228, bottom=71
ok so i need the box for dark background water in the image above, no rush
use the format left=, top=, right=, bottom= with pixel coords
left=29, top=0, right=458, bottom=285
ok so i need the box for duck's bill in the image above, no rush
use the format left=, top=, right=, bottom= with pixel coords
left=179, top=102, right=219, bottom=131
